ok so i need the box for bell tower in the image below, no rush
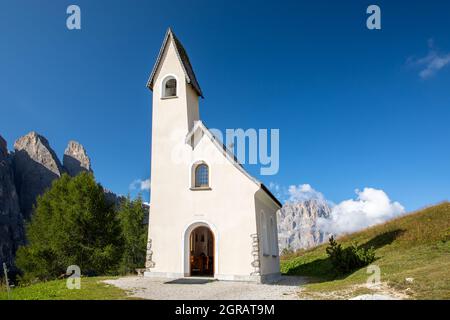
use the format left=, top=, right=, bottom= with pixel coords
left=147, top=28, right=203, bottom=138
left=146, top=27, right=203, bottom=225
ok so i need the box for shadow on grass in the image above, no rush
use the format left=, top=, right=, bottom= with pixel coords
left=358, top=229, right=405, bottom=251
left=283, top=229, right=406, bottom=283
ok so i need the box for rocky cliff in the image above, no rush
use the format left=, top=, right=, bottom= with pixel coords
left=13, top=132, right=64, bottom=220
left=277, top=199, right=332, bottom=253
left=0, top=135, right=24, bottom=272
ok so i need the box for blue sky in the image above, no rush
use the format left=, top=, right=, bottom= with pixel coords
left=1, top=0, right=449, bottom=211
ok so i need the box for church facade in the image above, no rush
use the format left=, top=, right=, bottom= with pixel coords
left=144, top=29, right=281, bottom=282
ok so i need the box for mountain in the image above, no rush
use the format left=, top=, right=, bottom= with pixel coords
left=63, top=140, right=92, bottom=177
left=0, top=132, right=119, bottom=274
left=281, top=202, right=450, bottom=299
left=13, top=132, right=64, bottom=220
left=277, top=199, right=332, bottom=253
left=0, top=136, right=24, bottom=270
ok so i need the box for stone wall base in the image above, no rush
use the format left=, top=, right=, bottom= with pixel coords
left=143, top=271, right=281, bottom=284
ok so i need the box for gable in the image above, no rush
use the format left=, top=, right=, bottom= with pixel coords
left=147, top=28, right=203, bottom=98
left=186, top=121, right=282, bottom=208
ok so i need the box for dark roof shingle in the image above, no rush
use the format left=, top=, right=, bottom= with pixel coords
left=147, top=28, right=203, bottom=98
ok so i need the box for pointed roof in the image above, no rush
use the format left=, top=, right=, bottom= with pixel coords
left=147, top=28, right=203, bottom=98
left=186, top=121, right=282, bottom=208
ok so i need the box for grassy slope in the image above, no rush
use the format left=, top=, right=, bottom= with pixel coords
left=0, top=277, right=131, bottom=300
left=281, top=202, right=450, bottom=299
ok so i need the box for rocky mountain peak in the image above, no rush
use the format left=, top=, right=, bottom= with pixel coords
left=13, top=131, right=63, bottom=220
left=63, top=140, right=92, bottom=176
left=277, top=198, right=332, bottom=253
left=14, top=131, right=63, bottom=177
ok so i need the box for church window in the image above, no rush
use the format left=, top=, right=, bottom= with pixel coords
left=194, top=163, right=209, bottom=188
left=162, top=76, right=177, bottom=98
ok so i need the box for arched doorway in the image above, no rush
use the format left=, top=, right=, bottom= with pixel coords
left=189, top=226, right=214, bottom=276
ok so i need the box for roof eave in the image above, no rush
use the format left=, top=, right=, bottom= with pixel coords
left=261, top=183, right=283, bottom=208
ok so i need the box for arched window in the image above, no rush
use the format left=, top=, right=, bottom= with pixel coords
left=194, top=163, right=209, bottom=188
left=162, top=76, right=177, bottom=98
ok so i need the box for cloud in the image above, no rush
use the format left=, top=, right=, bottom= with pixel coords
left=408, top=39, right=450, bottom=79
left=318, top=187, right=405, bottom=235
left=129, top=178, right=151, bottom=191
left=287, top=184, right=326, bottom=202
left=140, top=179, right=151, bottom=191
left=269, top=182, right=330, bottom=204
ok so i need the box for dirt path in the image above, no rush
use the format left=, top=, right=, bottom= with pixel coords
left=104, top=276, right=308, bottom=300
left=297, top=282, right=409, bottom=300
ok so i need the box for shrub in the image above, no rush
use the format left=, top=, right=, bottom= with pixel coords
left=326, top=236, right=375, bottom=274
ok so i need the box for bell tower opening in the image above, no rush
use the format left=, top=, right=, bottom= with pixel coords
left=189, top=226, right=214, bottom=277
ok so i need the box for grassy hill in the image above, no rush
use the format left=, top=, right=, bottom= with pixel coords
left=281, top=202, right=450, bottom=299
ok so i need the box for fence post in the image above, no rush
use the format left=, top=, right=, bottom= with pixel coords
left=2, top=263, right=11, bottom=300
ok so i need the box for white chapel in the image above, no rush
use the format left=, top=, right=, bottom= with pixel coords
left=144, top=28, right=281, bottom=282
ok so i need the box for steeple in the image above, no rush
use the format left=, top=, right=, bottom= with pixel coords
left=147, top=28, right=203, bottom=98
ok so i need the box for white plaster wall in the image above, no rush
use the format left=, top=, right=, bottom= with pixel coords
left=255, top=190, right=281, bottom=276
left=149, top=131, right=262, bottom=277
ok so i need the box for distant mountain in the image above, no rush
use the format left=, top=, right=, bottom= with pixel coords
left=277, top=199, right=332, bottom=253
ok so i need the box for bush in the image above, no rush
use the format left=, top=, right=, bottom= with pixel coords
left=16, top=173, right=123, bottom=283
left=326, top=236, right=375, bottom=274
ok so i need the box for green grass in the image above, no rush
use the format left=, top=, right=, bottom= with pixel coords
left=281, top=202, right=450, bottom=299
left=0, top=276, right=132, bottom=300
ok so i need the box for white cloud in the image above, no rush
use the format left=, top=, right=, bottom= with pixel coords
left=408, top=39, right=450, bottom=79
left=287, top=184, right=325, bottom=202
left=129, top=178, right=151, bottom=191
left=318, top=187, right=405, bottom=235
left=140, top=179, right=151, bottom=191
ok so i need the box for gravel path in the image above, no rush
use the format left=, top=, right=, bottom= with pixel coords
left=104, top=276, right=307, bottom=300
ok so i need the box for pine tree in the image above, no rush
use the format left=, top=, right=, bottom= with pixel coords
left=16, top=172, right=123, bottom=282
left=117, top=195, right=147, bottom=274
